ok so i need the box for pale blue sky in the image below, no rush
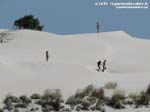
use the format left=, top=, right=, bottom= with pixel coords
left=0, top=0, right=149, bottom=39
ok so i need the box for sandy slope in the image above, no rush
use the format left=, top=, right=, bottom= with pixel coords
left=0, top=29, right=150, bottom=102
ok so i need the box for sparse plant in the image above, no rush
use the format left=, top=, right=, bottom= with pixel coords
left=124, top=97, right=134, bottom=105
left=14, top=103, right=27, bottom=108
left=90, top=87, right=104, bottom=100
left=65, top=95, right=81, bottom=106
left=30, top=93, right=41, bottom=99
left=3, top=95, right=14, bottom=111
left=74, top=85, right=104, bottom=100
left=128, top=93, right=140, bottom=106
left=129, top=91, right=150, bottom=108
left=82, top=84, right=94, bottom=96
left=136, top=91, right=150, bottom=107
left=90, top=100, right=105, bottom=111
left=108, top=89, right=125, bottom=109
left=74, top=89, right=86, bottom=99
left=14, top=108, right=19, bottom=112
left=62, top=108, right=70, bottom=112
left=76, top=105, right=81, bottom=111
left=3, top=95, right=20, bottom=104
left=40, top=89, right=63, bottom=111
left=19, top=95, right=31, bottom=106
left=95, top=102, right=102, bottom=111
left=36, top=107, right=39, bottom=110
left=3, top=100, right=13, bottom=111
left=104, top=81, right=118, bottom=89
left=42, top=89, right=63, bottom=102
left=87, top=96, right=97, bottom=104
left=80, top=99, right=91, bottom=111
left=146, top=84, right=150, bottom=94
left=30, top=108, right=35, bottom=111
left=0, top=108, right=3, bottom=112
left=42, top=105, right=54, bottom=112
left=0, top=30, right=11, bottom=42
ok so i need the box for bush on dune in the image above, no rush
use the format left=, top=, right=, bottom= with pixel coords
left=104, top=81, right=118, bottom=89
left=107, top=89, right=125, bottom=109
left=19, top=95, right=31, bottom=106
left=146, top=84, right=150, bottom=95
left=134, top=91, right=150, bottom=107
left=65, top=95, right=81, bottom=106
left=1, top=83, right=150, bottom=111
left=3, top=95, right=20, bottom=111
left=90, top=87, right=104, bottom=100
left=38, top=89, right=63, bottom=111
left=30, top=93, right=41, bottom=100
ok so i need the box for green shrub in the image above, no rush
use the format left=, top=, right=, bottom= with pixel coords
left=76, top=105, right=81, bottom=111
left=42, top=89, right=63, bottom=102
left=65, top=95, right=81, bottom=106
left=74, top=89, right=86, bottom=99
left=90, top=100, right=105, bottom=111
left=90, top=106, right=96, bottom=111
left=42, top=105, right=54, bottom=112
left=0, top=108, right=3, bottom=112
left=14, top=108, right=19, bottom=112
left=87, top=96, right=97, bottom=104
left=36, top=107, right=39, bottom=110
left=3, top=95, right=20, bottom=104
left=108, top=89, right=125, bottom=109
left=129, top=91, right=150, bottom=107
left=3, top=96, right=13, bottom=111
left=95, top=103, right=102, bottom=111
left=30, top=108, right=34, bottom=111
left=104, top=81, right=118, bottom=89
left=128, top=93, right=139, bottom=102
left=62, top=108, right=70, bottom=112
left=135, top=92, right=150, bottom=106
left=146, top=84, right=150, bottom=94
left=80, top=99, right=91, bottom=110
left=36, top=99, right=45, bottom=106
left=19, top=95, right=31, bottom=106
left=30, top=93, right=41, bottom=99
left=82, top=84, right=94, bottom=96
left=90, top=88, right=104, bottom=100
left=14, top=103, right=27, bottom=108
left=40, top=89, right=63, bottom=111
left=124, top=98, right=134, bottom=105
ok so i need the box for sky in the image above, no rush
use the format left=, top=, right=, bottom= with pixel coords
left=0, top=0, right=149, bottom=39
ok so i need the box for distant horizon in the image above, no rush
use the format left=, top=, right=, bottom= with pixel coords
left=1, top=28, right=147, bottom=41
left=0, top=0, right=149, bottom=39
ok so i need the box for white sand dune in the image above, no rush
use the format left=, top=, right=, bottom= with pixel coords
left=0, top=29, right=150, bottom=103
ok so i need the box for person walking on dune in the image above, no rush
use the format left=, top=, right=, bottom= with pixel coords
left=46, top=51, right=49, bottom=62
left=97, top=60, right=101, bottom=71
left=102, top=59, right=107, bottom=72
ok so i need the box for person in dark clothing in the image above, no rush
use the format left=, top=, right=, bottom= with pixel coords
left=102, top=60, right=107, bottom=72
left=97, top=60, right=101, bottom=71
left=46, top=51, right=49, bottom=62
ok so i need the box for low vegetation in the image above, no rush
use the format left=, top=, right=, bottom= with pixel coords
left=1, top=83, right=150, bottom=112
left=107, top=89, right=125, bottom=109
left=104, top=81, right=118, bottom=89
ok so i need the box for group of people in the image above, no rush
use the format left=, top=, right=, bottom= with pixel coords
left=97, top=60, right=107, bottom=72
left=45, top=51, right=107, bottom=72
